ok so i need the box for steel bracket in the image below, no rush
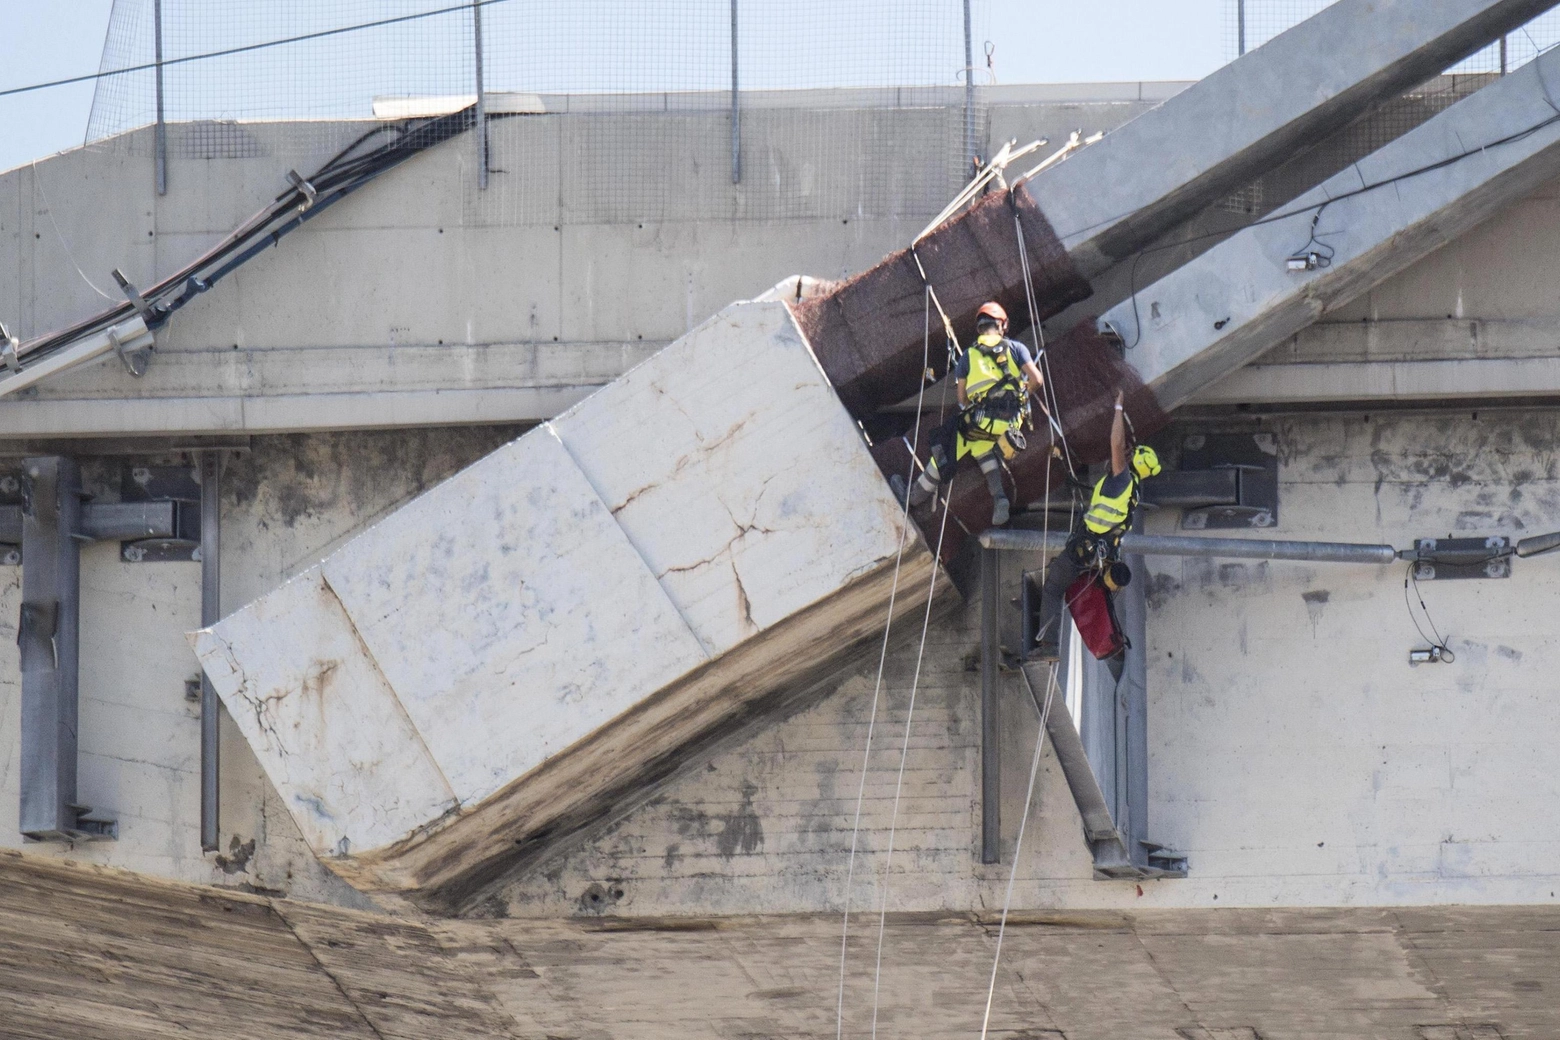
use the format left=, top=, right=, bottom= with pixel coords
left=1411, top=536, right=1511, bottom=580
left=1177, top=431, right=1279, bottom=530
left=110, top=270, right=158, bottom=376
left=119, top=465, right=202, bottom=562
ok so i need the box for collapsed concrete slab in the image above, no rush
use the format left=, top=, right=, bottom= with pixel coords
left=797, top=0, right=1555, bottom=423
left=193, top=301, right=940, bottom=909
left=1098, top=42, right=1560, bottom=412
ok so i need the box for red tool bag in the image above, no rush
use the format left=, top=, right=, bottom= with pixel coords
left=1065, top=573, right=1127, bottom=660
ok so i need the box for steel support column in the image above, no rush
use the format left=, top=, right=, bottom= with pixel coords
left=473, top=0, right=488, bottom=191
left=730, top=0, right=741, bottom=184
left=154, top=0, right=166, bottom=196
left=1119, top=537, right=1151, bottom=869
left=980, top=546, right=1000, bottom=863
left=199, top=451, right=221, bottom=851
left=962, top=0, right=975, bottom=168
left=18, top=458, right=83, bottom=839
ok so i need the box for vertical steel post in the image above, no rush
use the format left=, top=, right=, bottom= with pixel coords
left=1119, top=540, right=1150, bottom=869
left=473, top=0, right=488, bottom=191
left=18, top=458, right=83, bottom=840
left=730, top=0, right=741, bottom=184
left=1500, top=34, right=1509, bottom=75
left=199, top=451, right=221, bottom=851
left=154, top=0, right=166, bottom=196
left=980, top=547, right=1000, bottom=863
left=963, top=0, right=976, bottom=168
left=1237, top=0, right=1247, bottom=56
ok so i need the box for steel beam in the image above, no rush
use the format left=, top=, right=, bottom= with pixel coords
left=199, top=451, right=221, bottom=852
left=982, top=528, right=1399, bottom=565
left=1101, top=45, right=1560, bottom=411
left=1119, top=539, right=1151, bottom=871
left=0, top=501, right=178, bottom=550
left=980, top=547, right=1000, bottom=864
left=18, top=458, right=84, bottom=839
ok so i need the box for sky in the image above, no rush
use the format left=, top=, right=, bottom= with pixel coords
left=0, top=0, right=1233, bottom=175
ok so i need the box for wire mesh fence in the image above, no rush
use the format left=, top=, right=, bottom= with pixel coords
left=84, top=0, right=988, bottom=224
left=1225, top=0, right=1560, bottom=73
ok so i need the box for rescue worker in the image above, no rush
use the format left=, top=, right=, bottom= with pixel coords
left=890, top=301, right=1049, bottom=527
left=1031, top=389, right=1161, bottom=660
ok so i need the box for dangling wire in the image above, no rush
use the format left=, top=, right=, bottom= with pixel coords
left=834, top=287, right=936, bottom=1040
left=1403, top=562, right=1456, bottom=662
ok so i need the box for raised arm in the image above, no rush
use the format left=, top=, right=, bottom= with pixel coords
left=1022, top=360, right=1048, bottom=416
left=1110, top=389, right=1128, bottom=476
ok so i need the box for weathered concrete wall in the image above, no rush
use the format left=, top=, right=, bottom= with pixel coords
left=0, top=425, right=520, bottom=903
left=496, top=409, right=1560, bottom=915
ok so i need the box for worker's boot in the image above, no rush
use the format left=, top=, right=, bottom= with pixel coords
left=979, top=455, right=1010, bottom=527
left=1030, top=619, right=1061, bottom=662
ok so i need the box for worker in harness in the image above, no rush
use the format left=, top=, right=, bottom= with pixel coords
left=890, top=301, right=1049, bottom=527
left=1031, top=389, right=1162, bottom=661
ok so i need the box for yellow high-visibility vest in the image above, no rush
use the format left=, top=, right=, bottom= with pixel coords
left=964, top=342, right=1026, bottom=403
left=1082, top=472, right=1139, bottom=535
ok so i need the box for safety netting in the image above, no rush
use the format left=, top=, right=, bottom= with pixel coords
left=83, top=0, right=995, bottom=224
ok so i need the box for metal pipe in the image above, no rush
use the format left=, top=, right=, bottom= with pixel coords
left=199, top=451, right=221, bottom=852
left=980, top=547, right=1000, bottom=864
left=1517, top=529, right=1560, bottom=558
left=473, top=0, right=487, bottom=191
left=730, top=0, right=740, bottom=184
left=154, top=0, right=166, bottom=196
left=963, top=0, right=975, bottom=168
left=1237, top=0, right=1247, bottom=56
left=980, top=528, right=1398, bottom=565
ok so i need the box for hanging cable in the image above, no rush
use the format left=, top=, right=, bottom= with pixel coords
left=1008, top=202, right=1078, bottom=482
left=30, top=159, right=116, bottom=302
left=835, top=287, right=936, bottom=1040
left=1403, top=562, right=1456, bottom=662
left=14, top=102, right=480, bottom=370
left=867, top=473, right=958, bottom=1040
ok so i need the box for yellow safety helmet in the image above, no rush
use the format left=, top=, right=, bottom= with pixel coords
left=1132, top=444, right=1162, bottom=479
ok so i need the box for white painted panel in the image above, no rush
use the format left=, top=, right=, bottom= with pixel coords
left=552, top=301, right=911, bottom=655
left=191, top=569, right=457, bottom=856
left=320, top=428, right=709, bottom=807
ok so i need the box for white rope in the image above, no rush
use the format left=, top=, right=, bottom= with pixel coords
left=979, top=663, right=1059, bottom=1040
left=978, top=373, right=1063, bottom=1040
left=1011, top=208, right=1077, bottom=481
left=31, top=159, right=116, bottom=302
left=868, top=473, right=957, bottom=1040
left=835, top=287, right=935, bottom=1040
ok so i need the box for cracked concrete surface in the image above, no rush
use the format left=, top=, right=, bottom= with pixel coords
left=192, top=301, right=926, bottom=902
